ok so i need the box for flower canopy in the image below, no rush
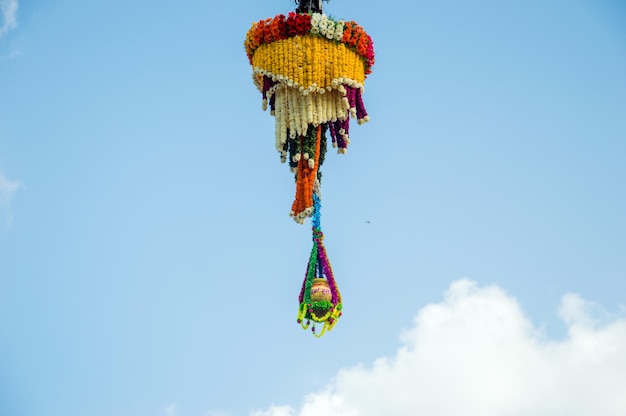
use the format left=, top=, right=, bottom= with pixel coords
left=246, top=12, right=374, bottom=171
left=245, top=12, right=374, bottom=75
left=245, top=11, right=374, bottom=337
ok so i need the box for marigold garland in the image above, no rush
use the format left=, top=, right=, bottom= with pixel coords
left=245, top=11, right=374, bottom=337
left=245, top=12, right=374, bottom=73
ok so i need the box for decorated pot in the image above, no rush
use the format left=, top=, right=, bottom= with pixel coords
left=310, top=278, right=332, bottom=302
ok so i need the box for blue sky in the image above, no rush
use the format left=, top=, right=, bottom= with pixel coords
left=1, top=1, right=625, bottom=415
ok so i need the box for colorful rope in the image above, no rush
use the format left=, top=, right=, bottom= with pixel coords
left=297, top=185, right=342, bottom=338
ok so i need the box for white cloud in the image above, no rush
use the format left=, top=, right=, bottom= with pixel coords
left=0, top=0, right=18, bottom=39
left=204, top=411, right=232, bottom=416
left=0, top=172, right=21, bottom=224
left=162, top=403, right=177, bottom=416
left=251, top=406, right=294, bottom=416
left=254, top=279, right=626, bottom=416
left=0, top=172, right=20, bottom=206
left=559, top=293, right=613, bottom=328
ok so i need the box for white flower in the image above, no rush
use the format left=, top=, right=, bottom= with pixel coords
left=318, top=14, right=329, bottom=35
left=334, top=22, right=344, bottom=41
left=331, top=21, right=344, bottom=41
left=319, top=14, right=329, bottom=27
left=326, top=26, right=335, bottom=39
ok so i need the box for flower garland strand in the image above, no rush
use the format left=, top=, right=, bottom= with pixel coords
left=290, top=125, right=323, bottom=222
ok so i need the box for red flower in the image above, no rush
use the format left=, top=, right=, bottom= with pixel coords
left=294, top=13, right=312, bottom=35
left=273, top=14, right=288, bottom=40
left=366, top=40, right=375, bottom=62
left=286, top=12, right=300, bottom=37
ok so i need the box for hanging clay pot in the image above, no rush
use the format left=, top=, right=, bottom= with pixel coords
left=310, top=278, right=333, bottom=319
left=310, top=278, right=332, bottom=302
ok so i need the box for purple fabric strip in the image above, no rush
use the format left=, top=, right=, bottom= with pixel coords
left=328, top=121, right=337, bottom=146
left=348, top=85, right=357, bottom=112
left=335, top=120, right=345, bottom=149
left=356, top=88, right=368, bottom=120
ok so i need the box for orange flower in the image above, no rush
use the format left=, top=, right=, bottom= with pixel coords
left=261, top=18, right=273, bottom=43
left=271, top=14, right=287, bottom=40
left=357, top=35, right=368, bottom=56
left=347, top=25, right=360, bottom=48
left=290, top=126, right=322, bottom=222
left=253, top=22, right=265, bottom=46
left=342, top=22, right=353, bottom=43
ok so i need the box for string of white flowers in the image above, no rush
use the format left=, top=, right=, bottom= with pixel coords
left=253, top=67, right=364, bottom=96
left=310, top=13, right=345, bottom=42
left=271, top=87, right=355, bottom=155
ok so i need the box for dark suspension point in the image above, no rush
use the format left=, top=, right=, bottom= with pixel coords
left=296, top=0, right=323, bottom=14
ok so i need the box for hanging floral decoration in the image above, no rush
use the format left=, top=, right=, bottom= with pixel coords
left=245, top=11, right=374, bottom=337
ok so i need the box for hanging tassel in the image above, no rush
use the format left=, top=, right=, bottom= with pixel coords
left=289, top=124, right=322, bottom=223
